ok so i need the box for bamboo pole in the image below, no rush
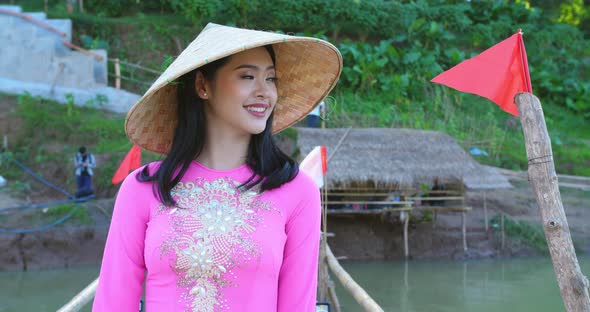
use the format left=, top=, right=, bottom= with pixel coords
left=114, top=58, right=121, bottom=89
left=515, top=93, right=590, bottom=311
left=402, top=208, right=410, bottom=259
left=432, top=209, right=437, bottom=229
left=318, top=171, right=329, bottom=302
left=325, top=245, right=384, bottom=312
left=501, top=213, right=505, bottom=250
left=483, top=191, right=488, bottom=232
left=57, top=278, right=98, bottom=312
left=462, top=211, right=467, bottom=252
left=327, top=281, right=342, bottom=312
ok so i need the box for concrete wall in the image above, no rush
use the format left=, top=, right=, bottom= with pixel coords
left=0, top=5, right=140, bottom=112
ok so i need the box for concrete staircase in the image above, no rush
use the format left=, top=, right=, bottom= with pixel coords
left=0, top=5, right=139, bottom=113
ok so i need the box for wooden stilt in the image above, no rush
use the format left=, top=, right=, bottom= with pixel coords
left=462, top=211, right=467, bottom=252
left=501, top=213, right=505, bottom=250
left=403, top=212, right=409, bottom=259
left=327, top=280, right=342, bottom=312
left=318, top=172, right=329, bottom=302
left=432, top=209, right=437, bottom=228
left=483, top=191, right=488, bottom=232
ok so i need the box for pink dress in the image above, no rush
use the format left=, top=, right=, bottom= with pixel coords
left=93, top=162, right=321, bottom=311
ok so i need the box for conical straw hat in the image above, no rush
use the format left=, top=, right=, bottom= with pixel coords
left=126, top=23, right=342, bottom=155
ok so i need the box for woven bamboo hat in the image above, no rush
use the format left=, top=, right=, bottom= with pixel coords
left=126, top=23, right=342, bottom=155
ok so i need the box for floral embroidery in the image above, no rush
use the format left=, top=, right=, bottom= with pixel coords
left=158, top=177, right=279, bottom=311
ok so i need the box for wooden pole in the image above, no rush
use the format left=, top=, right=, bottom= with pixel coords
left=327, top=282, right=342, bottom=312
left=432, top=209, right=437, bottom=229
left=44, top=0, right=48, bottom=12
left=78, top=0, right=84, bottom=13
left=402, top=209, right=409, bottom=259
left=462, top=211, right=467, bottom=252
left=114, top=58, right=121, bottom=89
left=483, top=191, right=489, bottom=232
left=515, top=92, right=590, bottom=311
left=501, top=213, right=505, bottom=250
left=318, top=172, right=329, bottom=302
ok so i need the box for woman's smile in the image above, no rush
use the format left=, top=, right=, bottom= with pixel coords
left=244, top=103, right=269, bottom=117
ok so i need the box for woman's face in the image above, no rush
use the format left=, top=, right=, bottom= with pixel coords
left=198, top=47, right=277, bottom=136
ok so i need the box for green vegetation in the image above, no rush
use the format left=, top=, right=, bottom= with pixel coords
left=45, top=203, right=93, bottom=225
left=3, top=0, right=589, bottom=177
left=0, top=92, right=161, bottom=198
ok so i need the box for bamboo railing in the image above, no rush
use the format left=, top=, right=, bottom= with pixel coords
left=325, top=245, right=384, bottom=312
left=57, top=278, right=98, bottom=312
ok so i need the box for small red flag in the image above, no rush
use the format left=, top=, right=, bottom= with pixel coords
left=431, top=31, right=532, bottom=116
left=111, top=145, right=142, bottom=185
left=300, top=146, right=327, bottom=188
left=320, top=146, right=328, bottom=175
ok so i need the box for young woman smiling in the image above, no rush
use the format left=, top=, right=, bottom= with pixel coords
left=93, top=23, right=342, bottom=312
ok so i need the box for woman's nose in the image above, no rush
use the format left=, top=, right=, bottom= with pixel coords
left=255, top=78, right=274, bottom=98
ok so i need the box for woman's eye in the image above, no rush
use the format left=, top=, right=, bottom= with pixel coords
left=267, top=77, right=278, bottom=83
left=241, top=75, right=254, bottom=80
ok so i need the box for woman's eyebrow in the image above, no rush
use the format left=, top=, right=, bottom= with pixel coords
left=233, top=64, right=275, bottom=71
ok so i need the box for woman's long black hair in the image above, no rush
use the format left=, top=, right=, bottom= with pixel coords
left=138, top=46, right=299, bottom=206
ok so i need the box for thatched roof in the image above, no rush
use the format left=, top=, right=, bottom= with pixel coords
left=296, top=128, right=511, bottom=190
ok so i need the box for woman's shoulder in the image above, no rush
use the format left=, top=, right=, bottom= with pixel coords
left=277, top=169, right=320, bottom=196
left=119, top=161, right=162, bottom=190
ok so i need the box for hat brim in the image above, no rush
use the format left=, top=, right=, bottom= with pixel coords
left=125, top=24, right=342, bottom=155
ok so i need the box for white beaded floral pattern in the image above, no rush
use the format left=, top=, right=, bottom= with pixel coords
left=158, top=177, right=279, bottom=312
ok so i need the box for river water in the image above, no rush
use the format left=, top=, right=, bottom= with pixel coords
left=0, top=256, right=588, bottom=311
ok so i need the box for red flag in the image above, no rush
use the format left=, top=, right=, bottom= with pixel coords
left=111, top=145, right=142, bottom=184
left=431, top=31, right=532, bottom=116
left=300, top=146, right=327, bottom=188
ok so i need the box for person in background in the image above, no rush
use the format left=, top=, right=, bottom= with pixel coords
left=306, top=100, right=325, bottom=127
left=74, top=146, right=96, bottom=198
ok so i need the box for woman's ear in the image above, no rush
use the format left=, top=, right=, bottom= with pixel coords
left=195, top=71, right=210, bottom=100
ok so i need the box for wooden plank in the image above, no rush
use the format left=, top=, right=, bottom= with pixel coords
left=405, top=196, right=465, bottom=201
left=327, top=207, right=413, bottom=215
left=324, top=201, right=413, bottom=205
left=414, top=206, right=472, bottom=212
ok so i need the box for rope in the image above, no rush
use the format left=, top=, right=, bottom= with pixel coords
left=107, top=58, right=161, bottom=75
left=0, top=154, right=96, bottom=233
left=2, top=153, right=74, bottom=198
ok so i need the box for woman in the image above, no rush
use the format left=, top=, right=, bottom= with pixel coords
left=93, top=23, right=342, bottom=311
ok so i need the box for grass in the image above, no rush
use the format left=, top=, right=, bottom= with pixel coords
left=490, top=214, right=549, bottom=254
left=0, top=92, right=133, bottom=198
left=45, top=203, right=93, bottom=225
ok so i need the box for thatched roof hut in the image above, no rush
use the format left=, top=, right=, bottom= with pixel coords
left=296, top=128, right=511, bottom=190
